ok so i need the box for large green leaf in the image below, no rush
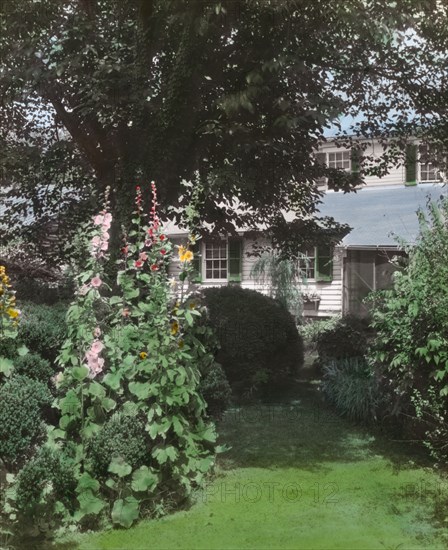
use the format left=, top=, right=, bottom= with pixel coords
left=108, top=456, right=132, bottom=478
left=131, top=466, right=158, bottom=492
left=111, top=497, right=140, bottom=528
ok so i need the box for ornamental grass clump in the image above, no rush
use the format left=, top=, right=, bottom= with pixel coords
left=4, top=183, right=219, bottom=533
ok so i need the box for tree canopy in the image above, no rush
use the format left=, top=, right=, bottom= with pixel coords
left=1, top=0, right=447, bottom=260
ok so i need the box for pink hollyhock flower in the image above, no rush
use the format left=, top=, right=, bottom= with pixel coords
left=93, top=214, right=104, bottom=225
left=160, top=248, right=167, bottom=255
left=151, top=264, right=158, bottom=271
left=91, top=340, right=104, bottom=354
left=91, top=235, right=101, bottom=249
left=145, top=240, right=152, bottom=247
left=94, top=327, right=102, bottom=338
left=122, top=308, right=130, bottom=317
left=135, top=260, right=144, bottom=269
left=139, top=251, right=148, bottom=261
left=91, top=276, right=102, bottom=288
left=159, top=234, right=166, bottom=241
left=122, top=245, right=129, bottom=255
left=101, top=238, right=109, bottom=251
left=102, top=213, right=112, bottom=229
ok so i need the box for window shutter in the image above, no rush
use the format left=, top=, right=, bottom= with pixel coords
left=315, top=152, right=327, bottom=186
left=351, top=148, right=361, bottom=174
left=191, top=242, right=202, bottom=283
left=405, top=144, right=417, bottom=186
left=315, top=245, right=333, bottom=282
left=228, top=238, right=242, bottom=283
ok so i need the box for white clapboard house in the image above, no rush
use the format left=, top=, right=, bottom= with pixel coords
left=165, top=140, right=448, bottom=317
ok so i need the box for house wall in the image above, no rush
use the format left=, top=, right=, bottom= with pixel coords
left=319, top=141, right=405, bottom=188
left=167, top=235, right=343, bottom=318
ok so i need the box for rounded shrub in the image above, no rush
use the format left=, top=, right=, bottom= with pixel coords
left=17, top=302, right=68, bottom=362
left=13, top=353, right=54, bottom=383
left=15, top=446, right=77, bottom=517
left=201, top=286, right=303, bottom=396
left=88, top=413, right=149, bottom=478
left=315, top=315, right=369, bottom=362
left=0, top=375, right=52, bottom=468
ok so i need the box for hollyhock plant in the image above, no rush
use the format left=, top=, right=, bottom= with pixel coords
left=40, top=183, right=217, bottom=533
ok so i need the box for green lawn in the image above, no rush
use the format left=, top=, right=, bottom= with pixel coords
left=62, top=383, right=448, bottom=549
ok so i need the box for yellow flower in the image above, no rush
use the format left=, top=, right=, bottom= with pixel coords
left=178, top=245, right=187, bottom=259
left=6, top=308, right=19, bottom=319
left=170, top=321, right=179, bottom=336
left=180, top=250, right=194, bottom=263
left=189, top=302, right=196, bottom=310
left=178, top=339, right=184, bottom=349
left=139, top=351, right=148, bottom=360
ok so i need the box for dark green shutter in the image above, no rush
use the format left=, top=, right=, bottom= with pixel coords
left=351, top=148, right=361, bottom=174
left=191, top=242, right=202, bottom=283
left=405, top=144, right=417, bottom=186
left=228, top=238, right=242, bottom=283
left=315, top=152, right=327, bottom=186
left=315, top=245, right=333, bottom=282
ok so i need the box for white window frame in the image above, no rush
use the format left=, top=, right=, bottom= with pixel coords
left=203, top=240, right=229, bottom=282
left=327, top=150, right=351, bottom=172
left=298, top=247, right=316, bottom=281
left=419, top=145, right=440, bottom=182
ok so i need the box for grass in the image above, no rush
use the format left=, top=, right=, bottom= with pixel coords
left=58, top=382, right=448, bottom=550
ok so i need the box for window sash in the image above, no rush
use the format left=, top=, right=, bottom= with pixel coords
left=204, top=241, right=228, bottom=280
left=328, top=151, right=351, bottom=171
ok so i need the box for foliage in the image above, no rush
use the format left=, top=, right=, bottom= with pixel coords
left=315, top=315, right=369, bottom=362
left=250, top=251, right=303, bottom=319
left=13, top=352, right=54, bottom=384
left=15, top=446, right=77, bottom=519
left=198, top=361, right=232, bottom=420
left=299, top=315, right=342, bottom=350
left=0, top=265, right=20, bottom=341
left=88, top=413, right=148, bottom=479
left=0, top=375, right=52, bottom=469
left=6, top=184, right=218, bottom=534
left=368, top=198, right=448, bottom=458
left=321, top=357, right=381, bottom=422
left=202, top=286, right=303, bottom=396
left=2, top=1, right=444, bottom=263
left=17, top=302, right=68, bottom=363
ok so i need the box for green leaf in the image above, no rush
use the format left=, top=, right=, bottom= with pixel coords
left=72, top=365, right=90, bottom=381
left=131, top=466, right=158, bottom=492
left=103, top=370, right=122, bottom=390
left=108, top=456, right=132, bottom=478
left=101, top=397, right=117, bottom=412
left=185, top=310, right=194, bottom=326
left=77, top=490, right=106, bottom=516
left=0, top=357, right=14, bottom=377
left=77, top=472, right=100, bottom=493
left=111, top=497, right=140, bottom=528
left=129, top=381, right=152, bottom=400
left=17, top=344, right=29, bottom=357
left=60, top=390, right=81, bottom=415
left=88, top=382, right=106, bottom=398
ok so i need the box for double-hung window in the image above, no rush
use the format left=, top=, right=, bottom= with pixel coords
left=419, top=144, right=440, bottom=182
left=327, top=151, right=351, bottom=171
left=298, top=246, right=333, bottom=282
left=204, top=241, right=228, bottom=281
left=190, top=238, right=243, bottom=283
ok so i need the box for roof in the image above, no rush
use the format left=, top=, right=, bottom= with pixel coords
left=317, top=183, right=448, bottom=248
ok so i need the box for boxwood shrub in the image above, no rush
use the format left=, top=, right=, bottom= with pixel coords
left=17, top=302, right=68, bottom=363
left=201, top=286, right=303, bottom=396
left=0, top=375, right=52, bottom=469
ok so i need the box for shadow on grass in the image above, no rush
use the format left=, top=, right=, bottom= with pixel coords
left=217, top=380, right=434, bottom=473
